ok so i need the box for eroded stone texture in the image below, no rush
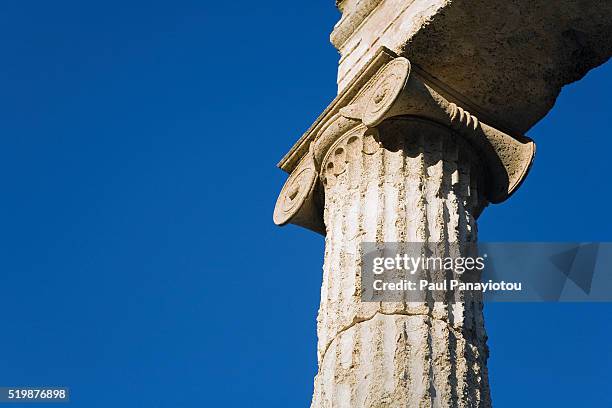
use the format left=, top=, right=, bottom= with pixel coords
left=312, top=118, right=490, bottom=407
left=273, top=46, right=530, bottom=408
left=275, top=2, right=611, bottom=406
left=333, top=0, right=612, bottom=133
left=313, top=314, right=489, bottom=408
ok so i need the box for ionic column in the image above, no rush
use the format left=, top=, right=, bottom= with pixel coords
left=274, top=49, right=535, bottom=408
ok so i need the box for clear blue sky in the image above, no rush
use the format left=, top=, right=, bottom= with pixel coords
left=0, top=2, right=610, bottom=407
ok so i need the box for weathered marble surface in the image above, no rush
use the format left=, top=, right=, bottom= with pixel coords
left=273, top=49, right=527, bottom=407
left=275, top=1, right=611, bottom=406
left=312, top=118, right=490, bottom=407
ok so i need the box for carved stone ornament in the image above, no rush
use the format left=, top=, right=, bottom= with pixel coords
left=272, top=147, right=325, bottom=235
left=274, top=47, right=535, bottom=235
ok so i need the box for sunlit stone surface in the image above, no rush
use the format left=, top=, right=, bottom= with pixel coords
left=275, top=1, right=612, bottom=406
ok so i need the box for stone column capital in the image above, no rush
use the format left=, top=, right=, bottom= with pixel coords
left=274, top=47, right=535, bottom=235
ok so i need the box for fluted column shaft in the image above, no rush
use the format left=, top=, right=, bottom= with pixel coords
left=312, top=117, right=491, bottom=407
